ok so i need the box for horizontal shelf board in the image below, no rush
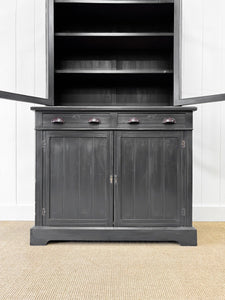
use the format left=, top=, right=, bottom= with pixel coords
left=55, top=35, right=173, bottom=51
left=55, top=0, right=174, bottom=4
left=55, top=32, right=174, bottom=37
left=55, top=56, right=173, bottom=72
left=55, top=69, right=173, bottom=74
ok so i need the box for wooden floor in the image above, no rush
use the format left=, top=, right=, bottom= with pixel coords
left=0, top=222, right=224, bottom=300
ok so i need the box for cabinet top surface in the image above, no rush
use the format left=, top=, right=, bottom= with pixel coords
left=54, top=0, right=175, bottom=3
left=31, top=106, right=197, bottom=112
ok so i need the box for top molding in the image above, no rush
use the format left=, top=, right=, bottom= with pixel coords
left=55, top=0, right=174, bottom=4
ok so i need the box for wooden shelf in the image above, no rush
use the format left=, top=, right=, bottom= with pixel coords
left=55, top=69, right=173, bottom=74
left=55, top=32, right=174, bottom=37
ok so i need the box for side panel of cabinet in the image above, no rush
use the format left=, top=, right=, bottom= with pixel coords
left=43, top=131, right=113, bottom=226
left=114, top=131, right=184, bottom=227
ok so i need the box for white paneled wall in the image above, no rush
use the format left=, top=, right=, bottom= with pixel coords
left=193, top=103, right=225, bottom=221
left=182, top=0, right=225, bottom=220
left=0, top=0, right=46, bottom=220
left=0, top=1, right=225, bottom=220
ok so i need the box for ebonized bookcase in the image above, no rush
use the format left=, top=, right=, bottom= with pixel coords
left=30, top=0, right=197, bottom=246
left=3, top=0, right=224, bottom=245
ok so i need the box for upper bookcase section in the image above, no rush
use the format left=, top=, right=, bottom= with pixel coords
left=1, top=0, right=225, bottom=106
left=54, top=0, right=174, bottom=106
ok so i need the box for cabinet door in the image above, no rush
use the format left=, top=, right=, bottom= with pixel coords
left=43, top=131, right=113, bottom=226
left=174, top=0, right=225, bottom=105
left=114, top=131, right=183, bottom=227
left=0, top=0, right=53, bottom=105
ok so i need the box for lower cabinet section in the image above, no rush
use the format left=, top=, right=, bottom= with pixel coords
left=31, top=108, right=197, bottom=246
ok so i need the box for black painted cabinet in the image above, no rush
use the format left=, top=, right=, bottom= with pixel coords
left=30, top=107, right=197, bottom=246
left=1, top=0, right=225, bottom=107
left=42, top=129, right=185, bottom=229
left=43, top=131, right=113, bottom=227
left=114, top=131, right=182, bottom=227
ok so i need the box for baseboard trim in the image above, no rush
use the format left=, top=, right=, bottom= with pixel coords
left=0, top=205, right=34, bottom=221
left=0, top=205, right=224, bottom=221
left=193, top=206, right=225, bottom=221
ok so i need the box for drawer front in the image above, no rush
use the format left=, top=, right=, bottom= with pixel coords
left=117, top=113, right=190, bottom=129
left=42, top=113, right=114, bottom=129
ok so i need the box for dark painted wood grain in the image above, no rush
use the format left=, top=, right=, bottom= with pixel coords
left=114, top=131, right=182, bottom=227
left=55, top=1, right=175, bottom=5
left=42, top=113, right=115, bottom=128
left=30, top=226, right=197, bottom=246
left=35, top=110, right=193, bottom=131
left=43, top=131, right=113, bottom=226
left=31, top=106, right=197, bottom=112
left=35, top=128, right=43, bottom=226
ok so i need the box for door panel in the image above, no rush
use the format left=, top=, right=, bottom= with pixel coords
left=174, top=0, right=225, bottom=105
left=114, top=131, right=182, bottom=227
left=44, top=131, right=113, bottom=226
left=0, top=0, right=53, bottom=105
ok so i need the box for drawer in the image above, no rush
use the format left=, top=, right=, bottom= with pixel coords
left=117, top=113, right=190, bottom=129
left=42, top=113, right=115, bottom=129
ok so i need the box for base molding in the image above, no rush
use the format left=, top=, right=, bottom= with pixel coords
left=30, top=226, right=197, bottom=246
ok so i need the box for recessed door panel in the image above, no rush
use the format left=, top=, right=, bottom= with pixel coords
left=114, top=131, right=182, bottom=227
left=44, top=131, right=113, bottom=226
